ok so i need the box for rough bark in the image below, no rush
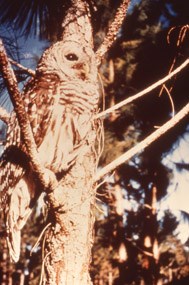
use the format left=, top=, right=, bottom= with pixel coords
left=44, top=142, right=98, bottom=285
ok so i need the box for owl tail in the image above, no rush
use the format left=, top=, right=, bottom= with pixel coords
left=6, top=178, right=33, bottom=262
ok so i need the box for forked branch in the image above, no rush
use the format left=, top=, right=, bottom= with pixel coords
left=95, top=101, right=189, bottom=181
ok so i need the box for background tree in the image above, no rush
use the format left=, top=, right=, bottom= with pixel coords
left=90, top=1, right=189, bottom=284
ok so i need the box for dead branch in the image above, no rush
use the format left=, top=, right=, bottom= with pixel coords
left=95, top=101, right=189, bottom=181
left=9, top=58, right=36, bottom=77
left=95, top=58, right=189, bottom=119
left=0, top=39, right=57, bottom=190
left=161, top=84, right=175, bottom=117
left=0, top=107, right=10, bottom=124
left=159, top=25, right=189, bottom=97
left=95, top=0, right=131, bottom=64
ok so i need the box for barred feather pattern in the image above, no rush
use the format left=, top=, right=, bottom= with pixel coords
left=0, top=39, right=99, bottom=261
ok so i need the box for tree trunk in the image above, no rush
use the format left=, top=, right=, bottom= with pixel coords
left=44, top=141, right=97, bottom=284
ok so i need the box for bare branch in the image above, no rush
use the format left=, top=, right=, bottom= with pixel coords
left=0, top=39, right=57, bottom=190
left=95, top=0, right=131, bottom=64
left=9, top=58, right=36, bottom=77
left=95, top=102, right=189, bottom=181
left=95, top=58, right=189, bottom=119
left=0, top=107, right=10, bottom=124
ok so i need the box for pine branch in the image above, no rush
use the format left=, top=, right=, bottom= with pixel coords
left=95, top=0, right=131, bottom=64
left=0, top=107, right=10, bottom=124
left=95, top=101, right=189, bottom=181
left=0, top=39, right=57, bottom=190
left=9, top=58, right=35, bottom=76
left=95, top=58, right=189, bottom=119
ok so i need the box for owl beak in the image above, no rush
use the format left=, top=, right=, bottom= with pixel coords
left=80, top=63, right=90, bottom=80
left=82, top=63, right=90, bottom=77
left=76, top=62, right=90, bottom=80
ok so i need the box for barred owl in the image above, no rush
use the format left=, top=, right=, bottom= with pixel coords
left=0, top=38, right=99, bottom=261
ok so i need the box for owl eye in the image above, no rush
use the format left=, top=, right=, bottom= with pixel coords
left=65, top=53, right=79, bottom=61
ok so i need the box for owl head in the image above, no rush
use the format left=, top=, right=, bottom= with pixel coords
left=36, top=40, right=97, bottom=84
left=37, top=1, right=96, bottom=83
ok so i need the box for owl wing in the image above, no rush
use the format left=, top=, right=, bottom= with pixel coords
left=24, top=75, right=58, bottom=146
left=0, top=76, right=56, bottom=197
left=0, top=76, right=57, bottom=262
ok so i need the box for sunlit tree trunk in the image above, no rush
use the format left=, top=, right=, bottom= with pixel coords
left=44, top=146, right=97, bottom=284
